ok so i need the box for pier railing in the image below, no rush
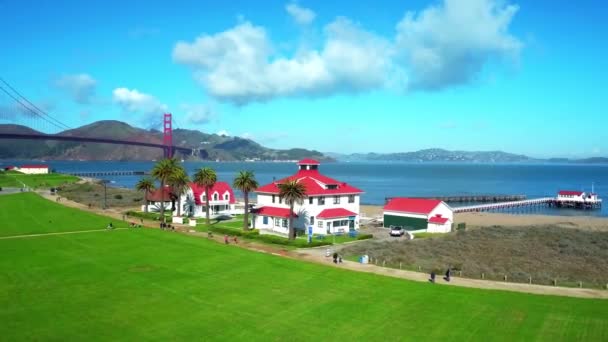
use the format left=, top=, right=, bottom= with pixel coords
left=386, top=195, right=526, bottom=204
left=453, top=197, right=555, bottom=213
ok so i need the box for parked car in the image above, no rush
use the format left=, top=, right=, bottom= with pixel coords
left=389, top=226, right=405, bottom=237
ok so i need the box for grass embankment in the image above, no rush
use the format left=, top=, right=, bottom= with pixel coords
left=1, top=194, right=607, bottom=340
left=0, top=172, right=78, bottom=189
left=1, top=229, right=607, bottom=340
left=342, top=226, right=608, bottom=288
left=0, top=192, right=127, bottom=237
left=59, top=182, right=143, bottom=208
left=194, top=218, right=371, bottom=248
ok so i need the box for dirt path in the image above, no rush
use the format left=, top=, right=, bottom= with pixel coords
left=31, top=192, right=608, bottom=299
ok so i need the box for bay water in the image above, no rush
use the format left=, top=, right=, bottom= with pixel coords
left=3, top=160, right=607, bottom=217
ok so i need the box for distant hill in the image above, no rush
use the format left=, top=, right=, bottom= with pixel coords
left=0, top=121, right=328, bottom=161
left=328, top=149, right=532, bottom=163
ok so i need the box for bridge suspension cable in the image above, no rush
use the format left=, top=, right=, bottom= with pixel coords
left=0, top=77, right=71, bottom=132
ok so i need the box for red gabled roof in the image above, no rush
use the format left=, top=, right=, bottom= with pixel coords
left=189, top=181, right=236, bottom=205
left=384, top=198, right=443, bottom=215
left=146, top=186, right=173, bottom=202
left=317, top=208, right=357, bottom=219
left=298, top=159, right=320, bottom=165
left=558, top=190, right=583, bottom=196
left=255, top=206, right=297, bottom=218
left=256, top=169, right=363, bottom=196
left=428, top=214, right=449, bottom=224
left=20, top=164, right=49, bottom=169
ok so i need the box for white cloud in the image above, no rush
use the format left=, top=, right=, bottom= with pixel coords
left=55, top=74, right=97, bottom=104
left=395, top=0, right=522, bottom=90
left=217, top=130, right=229, bottom=136
left=240, top=132, right=254, bottom=140
left=173, top=18, right=392, bottom=104
left=173, top=0, right=521, bottom=104
left=112, top=87, right=168, bottom=114
left=285, top=2, right=316, bottom=25
left=181, top=103, right=215, bottom=125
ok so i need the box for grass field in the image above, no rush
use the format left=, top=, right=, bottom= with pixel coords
left=1, top=194, right=607, bottom=340
left=0, top=192, right=128, bottom=237
left=0, top=172, right=79, bottom=189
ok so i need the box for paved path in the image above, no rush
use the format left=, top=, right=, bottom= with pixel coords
left=291, top=249, right=608, bottom=299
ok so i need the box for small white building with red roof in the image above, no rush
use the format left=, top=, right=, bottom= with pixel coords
left=18, top=164, right=49, bottom=174
left=180, top=181, right=237, bottom=217
left=253, top=159, right=363, bottom=235
left=145, top=182, right=237, bottom=217
left=383, top=198, right=453, bottom=233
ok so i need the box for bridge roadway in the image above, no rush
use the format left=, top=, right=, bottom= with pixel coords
left=0, top=133, right=194, bottom=156
left=453, top=197, right=555, bottom=213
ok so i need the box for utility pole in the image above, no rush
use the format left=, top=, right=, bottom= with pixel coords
left=102, top=180, right=109, bottom=209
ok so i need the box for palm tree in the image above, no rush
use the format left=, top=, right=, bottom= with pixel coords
left=278, top=180, right=307, bottom=240
left=193, top=167, right=217, bottom=224
left=135, top=177, right=155, bottom=213
left=151, top=158, right=178, bottom=220
left=233, top=170, right=258, bottom=231
left=168, top=166, right=190, bottom=217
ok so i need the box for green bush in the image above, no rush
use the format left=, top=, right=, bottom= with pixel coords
left=114, top=194, right=123, bottom=200
left=356, top=234, right=374, bottom=240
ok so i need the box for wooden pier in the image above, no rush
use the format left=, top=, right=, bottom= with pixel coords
left=386, top=194, right=526, bottom=204
left=453, top=197, right=555, bottom=213
left=66, top=171, right=148, bottom=177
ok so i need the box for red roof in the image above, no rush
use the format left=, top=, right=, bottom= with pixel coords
left=146, top=186, right=173, bottom=202
left=317, top=208, right=357, bottom=219
left=20, top=164, right=49, bottom=169
left=255, top=206, right=297, bottom=218
left=256, top=168, right=363, bottom=196
left=428, top=214, right=449, bottom=224
left=298, top=159, right=320, bottom=165
left=189, top=181, right=236, bottom=205
left=384, top=198, right=443, bottom=215
left=559, top=190, right=583, bottom=196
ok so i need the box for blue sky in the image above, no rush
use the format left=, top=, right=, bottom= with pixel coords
left=0, top=0, right=606, bottom=158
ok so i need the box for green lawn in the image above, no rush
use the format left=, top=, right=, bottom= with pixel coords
left=0, top=192, right=128, bottom=237
left=1, top=194, right=607, bottom=340
left=1, top=229, right=607, bottom=341
left=0, top=172, right=79, bottom=189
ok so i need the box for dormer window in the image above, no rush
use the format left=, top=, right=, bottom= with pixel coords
left=327, top=184, right=338, bottom=190
left=213, top=193, right=219, bottom=201
left=224, top=194, right=229, bottom=201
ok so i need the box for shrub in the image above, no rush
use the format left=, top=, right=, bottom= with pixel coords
left=356, top=234, right=373, bottom=241
left=114, top=194, right=123, bottom=200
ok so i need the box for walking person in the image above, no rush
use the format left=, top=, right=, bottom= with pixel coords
left=429, top=271, right=436, bottom=283
left=333, top=252, right=338, bottom=264
left=233, top=236, right=238, bottom=244
left=444, top=267, right=451, bottom=282
left=224, top=235, right=229, bottom=244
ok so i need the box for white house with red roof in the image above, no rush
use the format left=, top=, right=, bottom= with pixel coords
left=144, top=182, right=237, bottom=217
left=556, top=190, right=601, bottom=205
left=252, top=159, right=363, bottom=235
left=18, top=164, right=49, bottom=174
left=383, top=198, right=453, bottom=233
left=179, top=181, right=237, bottom=218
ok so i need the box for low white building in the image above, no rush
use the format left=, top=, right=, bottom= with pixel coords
left=383, top=198, right=453, bottom=233
left=180, top=181, right=237, bottom=218
left=145, top=181, right=238, bottom=218
left=18, top=164, right=49, bottom=174
left=252, top=159, right=363, bottom=235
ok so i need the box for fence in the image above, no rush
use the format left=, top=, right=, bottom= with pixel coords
left=364, top=256, right=608, bottom=290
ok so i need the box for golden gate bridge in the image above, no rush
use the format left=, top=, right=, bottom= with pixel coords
left=0, top=77, right=203, bottom=159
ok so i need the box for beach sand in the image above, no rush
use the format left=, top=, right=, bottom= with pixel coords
left=361, top=204, right=608, bottom=231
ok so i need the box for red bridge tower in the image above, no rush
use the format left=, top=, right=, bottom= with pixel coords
left=163, top=113, right=173, bottom=158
